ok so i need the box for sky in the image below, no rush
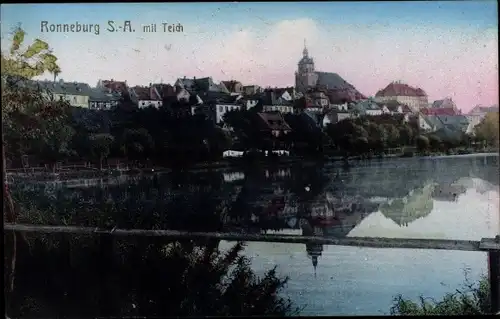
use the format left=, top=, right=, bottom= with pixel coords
left=1, top=2, right=498, bottom=111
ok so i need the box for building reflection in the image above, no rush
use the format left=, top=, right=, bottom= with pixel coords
left=379, top=182, right=435, bottom=227
left=297, top=193, right=377, bottom=275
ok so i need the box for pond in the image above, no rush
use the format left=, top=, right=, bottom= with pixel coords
left=10, top=153, right=499, bottom=315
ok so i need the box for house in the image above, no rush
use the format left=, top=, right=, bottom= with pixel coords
left=418, top=114, right=440, bottom=132
left=302, top=110, right=324, bottom=129
left=221, top=80, right=243, bottom=94
left=152, top=83, right=193, bottom=104
left=96, top=79, right=129, bottom=99
left=261, top=88, right=295, bottom=114
left=353, top=99, right=383, bottom=116
left=468, top=104, right=499, bottom=118
left=418, top=113, right=471, bottom=134
left=435, top=115, right=470, bottom=134
left=322, top=110, right=352, bottom=128
left=432, top=97, right=459, bottom=113
left=175, top=76, right=229, bottom=94
left=242, top=85, right=262, bottom=96
left=420, top=107, right=459, bottom=116
left=215, top=103, right=242, bottom=124
left=306, top=90, right=330, bottom=108
left=129, top=85, right=162, bottom=108
left=88, top=89, right=121, bottom=110
left=240, top=95, right=261, bottom=110
left=257, top=112, right=292, bottom=137
left=37, top=80, right=92, bottom=108
left=374, top=81, right=428, bottom=112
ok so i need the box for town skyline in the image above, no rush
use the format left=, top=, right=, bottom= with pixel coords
left=1, top=2, right=498, bottom=112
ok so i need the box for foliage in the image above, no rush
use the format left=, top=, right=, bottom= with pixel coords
left=474, top=112, right=499, bottom=147
left=89, top=133, right=114, bottom=169
left=427, top=135, right=442, bottom=152
left=6, top=234, right=299, bottom=317
left=2, top=26, right=68, bottom=296
left=390, top=273, right=490, bottom=315
left=415, top=135, right=429, bottom=152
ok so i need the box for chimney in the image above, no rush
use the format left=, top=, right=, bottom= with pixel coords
left=111, top=78, right=114, bottom=82
left=183, top=76, right=186, bottom=79
left=194, top=76, right=196, bottom=80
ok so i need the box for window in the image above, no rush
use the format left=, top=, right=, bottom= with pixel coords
left=219, top=106, right=223, bottom=112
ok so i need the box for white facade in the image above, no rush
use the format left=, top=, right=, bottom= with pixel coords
left=263, top=105, right=294, bottom=114
left=216, top=103, right=242, bottom=123
left=375, top=95, right=427, bottom=113
left=365, top=109, right=383, bottom=116
left=418, top=114, right=434, bottom=132
left=138, top=100, right=162, bottom=108
left=246, top=99, right=259, bottom=110
left=322, top=112, right=351, bottom=128
left=89, top=99, right=120, bottom=110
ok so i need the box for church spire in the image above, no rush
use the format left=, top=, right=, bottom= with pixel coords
left=303, top=38, right=308, bottom=57
left=312, top=255, right=318, bottom=277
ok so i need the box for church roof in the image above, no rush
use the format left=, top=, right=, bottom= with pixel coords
left=316, top=72, right=353, bottom=90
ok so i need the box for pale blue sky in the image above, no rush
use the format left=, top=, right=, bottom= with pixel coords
left=1, top=2, right=498, bottom=110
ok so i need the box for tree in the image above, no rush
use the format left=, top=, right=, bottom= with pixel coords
left=474, top=112, right=499, bottom=148
left=121, top=128, right=155, bottom=161
left=2, top=26, right=65, bottom=295
left=398, top=125, right=414, bottom=146
left=384, top=124, right=400, bottom=148
left=415, top=135, right=429, bottom=153
left=428, top=135, right=442, bottom=152
left=89, top=133, right=115, bottom=170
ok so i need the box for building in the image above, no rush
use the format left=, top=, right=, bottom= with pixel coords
left=374, top=81, right=428, bottom=112
left=96, top=79, right=129, bottom=99
left=418, top=114, right=471, bottom=135
left=37, top=79, right=91, bottom=108
left=88, top=89, right=121, bottom=110
left=261, top=88, right=295, bottom=114
left=420, top=107, right=459, bottom=116
left=128, top=85, right=162, bottom=108
left=295, top=41, right=365, bottom=100
left=307, top=90, right=330, bottom=108
left=468, top=104, right=499, bottom=118
left=322, top=110, right=352, bottom=128
left=221, top=80, right=244, bottom=94
left=352, top=99, right=383, bottom=116
left=242, top=85, right=262, bottom=96
left=175, top=76, right=229, bottom=94
left=215, top=103, right=242, bottom=124
left=257, top=112, right=292, bottom=137
left=431, top=97, right=459, bottom=113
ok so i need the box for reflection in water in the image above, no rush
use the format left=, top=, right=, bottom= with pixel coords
left=10, top=154, right=499, bottom=315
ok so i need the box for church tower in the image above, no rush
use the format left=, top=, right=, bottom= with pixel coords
left=295, top=39, right=318, bottom=93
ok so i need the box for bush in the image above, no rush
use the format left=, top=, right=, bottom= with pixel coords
left=415, top=135, right=430, bottom=153
left=5, top=236, right=301, bottom=317
left=400, top=151, right=414, bottom=158
left=390, top=273, right=490, bottom=315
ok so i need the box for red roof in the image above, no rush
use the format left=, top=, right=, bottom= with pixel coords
left=420, top=107, right=458, bottom=116
left=102, top=80, right=128, bottom=95
left=153, top=84, right=176, bottom=99
left=376, top=82, right=427, bottom=97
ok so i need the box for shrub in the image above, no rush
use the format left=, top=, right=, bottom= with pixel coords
left=390, top=273, right=490, bottom=316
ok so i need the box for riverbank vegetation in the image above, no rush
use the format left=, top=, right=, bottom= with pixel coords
left=391, top=274, right=490, bottom=315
